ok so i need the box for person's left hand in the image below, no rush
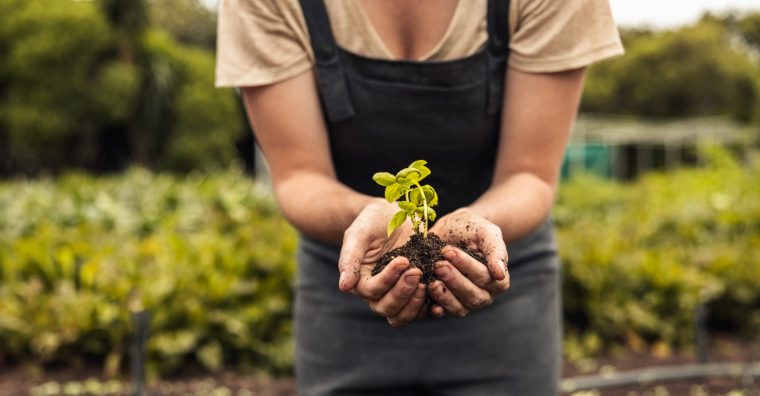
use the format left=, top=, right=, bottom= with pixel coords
left=426, top=208, right=510, bottom=317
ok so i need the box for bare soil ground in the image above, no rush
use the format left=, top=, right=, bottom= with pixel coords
left=561, top=335, right=760, bottom=395
left=1, top=336, right=758, bottom=396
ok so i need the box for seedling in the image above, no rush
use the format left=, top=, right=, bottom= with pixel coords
left=372, top=160, right=439, bottom=238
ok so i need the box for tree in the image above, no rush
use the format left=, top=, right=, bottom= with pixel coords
left=737, top=13, right=760, bottom=49
left=0, top=0, right=242, bottom=175
left=582, top=18, right=760, bottom=122
left=0, top=0, right=127, bottom=172
left=149, top=0, right=217, bottom=49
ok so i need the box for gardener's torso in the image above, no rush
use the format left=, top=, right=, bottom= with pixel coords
left=293, top=3, right=561, bottom=392
left=301, top=0, right=510, bottom=219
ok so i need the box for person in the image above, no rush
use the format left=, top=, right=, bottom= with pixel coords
left=216, top=0, right=623, bottom=394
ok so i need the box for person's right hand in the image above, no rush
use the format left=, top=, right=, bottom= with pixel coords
left=338, top=198, right=427, bottom=328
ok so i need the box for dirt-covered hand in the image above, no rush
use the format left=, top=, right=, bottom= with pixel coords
left=337, top=198, right=426, bottom=327
left=426, top=208, right=510, bottom=317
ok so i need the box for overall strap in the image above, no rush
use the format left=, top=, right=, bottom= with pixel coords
left=298, top=0, right=356, bottom=122
left=486, top=0, right=511, bottom=115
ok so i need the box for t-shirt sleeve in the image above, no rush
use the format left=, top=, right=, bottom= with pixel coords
left=509, top=0, right=624, bottom=73
left=215, top=0, right=313, bottom=87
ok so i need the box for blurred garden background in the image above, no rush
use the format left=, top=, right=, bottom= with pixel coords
left=0, top=0, right=760, bottom=395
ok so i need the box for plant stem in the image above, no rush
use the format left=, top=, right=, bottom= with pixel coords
left=413, top=181, right=428, bottom=238
left=402, top=189, right=422, bottom=235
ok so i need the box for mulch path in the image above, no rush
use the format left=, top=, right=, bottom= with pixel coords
left=2, top=336, right=759, bottom=396
left=561, top=335, right=760, bottom=395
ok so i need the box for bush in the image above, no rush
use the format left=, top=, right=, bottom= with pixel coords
left=558, top=147, right=760, bottom=359
left=0, top=169, right=296, bottom=374
left=0, top=149, right=758, bottom=374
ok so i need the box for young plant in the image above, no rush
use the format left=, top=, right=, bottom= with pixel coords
left=372, top=160, right=439, bottom=238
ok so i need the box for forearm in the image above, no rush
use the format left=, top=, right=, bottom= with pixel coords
left=273, top=170, right=377, bottom=244
left=240, top=73, right=381, bottom=244
left=466, top=67, right=585, bottom=243
left=466, top=173, right=555, bottom=243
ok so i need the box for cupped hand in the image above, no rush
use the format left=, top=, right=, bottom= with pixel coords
left=338, top=198, right=427, bottom=328
left=426, top=208, right=510, bottom=317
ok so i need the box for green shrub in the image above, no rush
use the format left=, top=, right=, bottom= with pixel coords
left=0, top=169, right=296, bottom=374
left=0, top=148, right=758, bottom=374
left=558, top=147, right=760, bottom=359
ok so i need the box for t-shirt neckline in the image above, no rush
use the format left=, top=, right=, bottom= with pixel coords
left=352, top=0, right=465, bottom=62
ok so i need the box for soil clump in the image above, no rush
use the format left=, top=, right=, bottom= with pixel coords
left=372, top=232, right=486, bottom=284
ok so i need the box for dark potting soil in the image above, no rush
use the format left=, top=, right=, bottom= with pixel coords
left=371, top=232, right=487, bottom=285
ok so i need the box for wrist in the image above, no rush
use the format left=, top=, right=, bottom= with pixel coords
left=365, top=197, right=399, bottom=216
left=455, top=205, right=490, bottom=222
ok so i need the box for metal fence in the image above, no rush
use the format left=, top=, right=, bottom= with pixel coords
left=562, top=115, right=754, bottom=181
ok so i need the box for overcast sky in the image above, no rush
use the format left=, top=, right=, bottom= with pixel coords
left=203, top=0, right=760, bottom=29
left=608, top=0, right=760, bottom=28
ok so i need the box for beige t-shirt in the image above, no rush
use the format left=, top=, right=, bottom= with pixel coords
left=215, top=0, right=624, bottom=87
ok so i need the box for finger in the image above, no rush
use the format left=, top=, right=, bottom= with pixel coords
left=354, top=256, right=409, bottom=300
left=441, top=246, right=491, bottom=287
left=435, top=261, right=492, bottom=310
left=338, top=225, right=371, bottom=292
left=485, top=270, right=511, bottom=296
left=370, top=268, right=422, bottom=317
left=387, top=283, right=426, bottom=328
left=430, top=304, right=445, bottom=318
left=478, top=223, right=508, bottom=281
left=428, top=280, right=469, bottom=317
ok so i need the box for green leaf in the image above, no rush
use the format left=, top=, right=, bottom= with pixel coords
left=409, top=185, right=438, bottom=207
left=372, top=172, right=396, bottom=187
left=398, top=201, right=416, bottom=214
left=415, top=207, right=437, bottom=222
left=427, top=207, right=437, bottom=221
left=387, top=210, right=407, bottom=236
left=421, top=185, right=438, bottom=207
left=409, top=189, right=422, bottom=206
left=409, top=160, right=431, bottom=181
left=395, top=168, right=422, bottom=185
left=197, top=341, right=223, bottom=372
left=384, top=183, right=406, bottom=203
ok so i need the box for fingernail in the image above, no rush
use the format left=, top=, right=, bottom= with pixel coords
left=443, top=249, right=456, bottom=261
left=498, top=259, right=507, bottom=278
left=435, top=265, right=450, bottom=278
left=405, top=275, right=420, bottom=287
left=339, top=271, right=347, bottom=288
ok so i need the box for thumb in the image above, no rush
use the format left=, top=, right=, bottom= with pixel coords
left=481, top=223, right=508, bottom=281
left=337, top=227, right=367, bottom=292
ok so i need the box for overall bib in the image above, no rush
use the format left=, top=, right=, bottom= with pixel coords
left=295, top=1, right=561, bottom=394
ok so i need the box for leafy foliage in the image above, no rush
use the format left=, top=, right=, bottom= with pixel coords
left=372, top=160, right=439, bottom=237
left=582, top=17, right=760, bottom=123
left=0, top=0, right=115, bottom=171
left=139, top=31, right=242, bottom=172
left=150, top=0, right=217, bottom=49
left=558, top=147, right=760, bottom=359
left=0, top=0, right=243, bottom=175
left=0, top=169, right=296, bottom=374
left=1, top=150, right=759, bottom=373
